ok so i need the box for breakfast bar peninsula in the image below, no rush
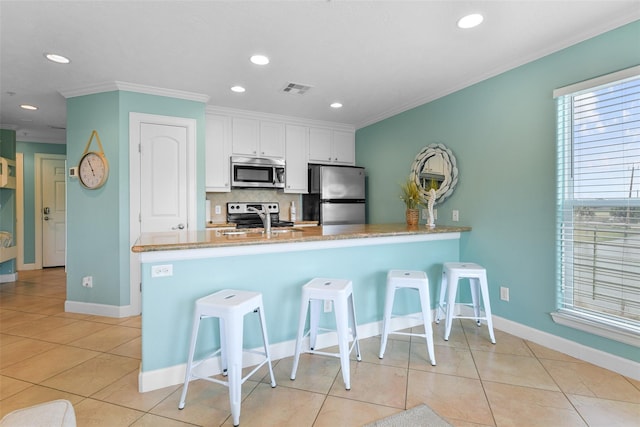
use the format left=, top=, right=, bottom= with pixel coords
left=132, top=224, right=470, bottom=391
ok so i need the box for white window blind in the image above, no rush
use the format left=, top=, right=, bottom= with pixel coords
left=554, top=68, right=640, bottom=346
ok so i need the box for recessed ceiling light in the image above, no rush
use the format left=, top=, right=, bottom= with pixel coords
left=44, top=53, right=70, bottom=64
left=20, top=104, right=38, bottom=111
left=231, top=85, right=246, bottom=93
left=457, top=13, right=484, bottom=29
left=330, top=102, right=343, bottom=109
left=250, top=54, right=269, bottom=65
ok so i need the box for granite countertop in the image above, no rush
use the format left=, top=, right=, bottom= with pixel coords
left=132, top=223, right=471, bottom=253
left=205, top=221, right=319, bottom=228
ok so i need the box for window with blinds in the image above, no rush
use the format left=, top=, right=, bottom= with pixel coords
left=553, top=66, right=640, bottom=346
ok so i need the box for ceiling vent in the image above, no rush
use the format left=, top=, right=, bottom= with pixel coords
left=281, top=82, right=313, bottom=95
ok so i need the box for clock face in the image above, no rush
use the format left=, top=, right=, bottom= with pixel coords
left=79, top=151, right=109, bottom=189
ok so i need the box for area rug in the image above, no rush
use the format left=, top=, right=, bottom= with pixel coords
left=364, top=404, right=453, bottom=427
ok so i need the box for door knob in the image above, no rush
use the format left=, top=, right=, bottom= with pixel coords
left=172, top=223, right=185, bottom=230
left=44, top=216, right=49, bottom=221
left=44, top=207, right=50, bottom=214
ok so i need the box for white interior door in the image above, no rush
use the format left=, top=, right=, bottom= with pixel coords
left=42, top=158, right=66, bottom=267
left=140, top=123, right=189, bottom=232
left=129, top=113, right=197, bottom=317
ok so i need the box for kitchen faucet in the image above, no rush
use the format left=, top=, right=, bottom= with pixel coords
left=247, top=204, right=271, bottom=234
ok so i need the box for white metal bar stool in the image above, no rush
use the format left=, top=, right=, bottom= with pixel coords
left=290, top=278, right=361, bottom=390
left=178, top=289, right=276, bottom=427
left=435, top=262, right=496, bottom=344
left=379, top=270, right=436, bottom=365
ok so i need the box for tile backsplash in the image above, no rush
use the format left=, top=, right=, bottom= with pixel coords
left=206, top=190, right=302, bottom=223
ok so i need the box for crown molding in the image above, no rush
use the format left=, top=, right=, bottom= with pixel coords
left=59, top=81, right=210, bottom=103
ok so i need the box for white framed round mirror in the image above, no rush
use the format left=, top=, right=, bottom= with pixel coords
left=409, top=143, right=459, bottom=205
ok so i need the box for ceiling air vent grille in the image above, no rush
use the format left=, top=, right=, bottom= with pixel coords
left=281, top=82, right=313, bottom=95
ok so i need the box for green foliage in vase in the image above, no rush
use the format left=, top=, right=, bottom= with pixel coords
left=400, top=177, right=424, bottom=210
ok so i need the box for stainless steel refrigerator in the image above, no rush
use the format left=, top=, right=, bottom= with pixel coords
left=303, top=164, right=366, bottom=225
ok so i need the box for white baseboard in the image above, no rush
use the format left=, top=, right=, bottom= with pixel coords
left=18, top=263, right=37, bottom=271
left=65, top=300, right=139, bottom=318
left=492, top=315, right=640, bottom=381
left=139, top=311, right=639, bottom=392
left=139, top=316, right=421, bottom=392
left=0, top=272, right=18, bottom=283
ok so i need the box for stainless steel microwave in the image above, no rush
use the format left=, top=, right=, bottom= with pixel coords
left=230, top=156, right=286, bottom=189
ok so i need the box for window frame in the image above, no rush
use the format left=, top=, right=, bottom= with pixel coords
left=552, top=65, right=640, bottom=348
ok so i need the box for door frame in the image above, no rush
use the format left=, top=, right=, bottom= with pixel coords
left=129, top=113, right=197, bottom=315
left=34, top=153, right=67, bottom=270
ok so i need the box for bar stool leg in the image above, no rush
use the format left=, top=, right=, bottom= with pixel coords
left=256, top=306, right=277, bottom=387
left=417, top=285, right=436, bottom=366
left=348, top=293, right=361, bottom=361
left=334, top=296, right=352, bottom=390
left=290, top=295, right=309, bottom=381
left=178, top=309, right=202, bottom=410
left=219, top=317, right=228, bottom=376
left=435, top=270, right=448, bottom=323
left=309, top=299, right=321, bottom=350
left=479, top=272, right=496, bottom=344
left=378, top=283, right=395, bottom=359
left=226, top=311, right=243, bottom=427
left=444, top=271, right=459, bottom=341
left=470, top=278, right=482, bottom=326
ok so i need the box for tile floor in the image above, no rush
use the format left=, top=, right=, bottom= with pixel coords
left=1, top=268, right=639, bottom=426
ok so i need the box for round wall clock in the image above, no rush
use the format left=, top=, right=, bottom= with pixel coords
left=78, top=130, right=109, bottom=189
left=78, top=151, right=109, bottom=189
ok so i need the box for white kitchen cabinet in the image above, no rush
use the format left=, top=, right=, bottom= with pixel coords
left=308, top=127, right=355, bottom=165
left=232, top=117, right=285, bottom=158
left=285, top=125, right=308, bottom=193
left=205, top=114, right=232, bottom=192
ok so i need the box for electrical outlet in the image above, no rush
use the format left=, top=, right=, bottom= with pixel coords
left=500, top=286, right=510, bottom=301
left=215, top=205, right=221, bottom=215
left=82, top=276, right=93, bottom=288
left=151, top=264, right=173, bottom=277
left=452, top=210, right=459, bottom=222
left=421, top=208, right=427, bottom=220
left=324, top=300, right=332, bottom=312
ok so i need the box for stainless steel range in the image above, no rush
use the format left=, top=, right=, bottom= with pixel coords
left=227, top=202, right=294, bottom=230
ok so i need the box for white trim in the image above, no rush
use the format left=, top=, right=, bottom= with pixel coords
left=34, top=153, right=66, bottom=270
left=138, top=311, right=640, bottom=392
left=493, top=315, right=640, bottom=381
left=139, top=314, right=422, bottom=392
left=0, top=273, right=18, bottom=283
left=205, top=105, right=355, bottom=133
left=64, top=300, right=137, bottom=318
left=16, top=153, right=24, bottom=270
left=550, top=310, right=639, bottom=348
left=553, top=65, right=640, bottom=98
left=138, top=232, right=462, bottom=263
left=129, top=113, right=198, bottom=315
left=59, top=81, right=210, bottom=103
left=19, top=263, right=36, bottom=271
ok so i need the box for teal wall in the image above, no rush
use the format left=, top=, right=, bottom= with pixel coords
left=356, top=21, right=640, bottom=362
left=15, top=142, right=66, bottom=264
left=66, top=91, right=205, bottom=307
left=141, top=238, right=460, bottom=372
left=0, top=129, right=16, bottom=274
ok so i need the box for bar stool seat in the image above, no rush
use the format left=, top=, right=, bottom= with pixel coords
left=435, top=262, right=496, bottom=344
left=379, top=270, right=436, bottom=365
left=290, top=278, right=361, bottom=390
left=178, top=289, right=276, bottom=427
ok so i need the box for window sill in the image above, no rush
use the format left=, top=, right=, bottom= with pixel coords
left=551, top=309, right=639, bottom=347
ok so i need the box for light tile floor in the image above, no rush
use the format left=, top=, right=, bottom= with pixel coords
left=1, top=268, right=639, bottom=426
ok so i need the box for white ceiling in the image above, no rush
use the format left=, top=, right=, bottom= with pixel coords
left=1, top=1, right=639, bottom=144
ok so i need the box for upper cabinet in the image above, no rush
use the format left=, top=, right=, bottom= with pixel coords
left=308, top=128, right=355, bottom=165
left=205, top=107, right=355, bottom=193
left=232, top=118, right=285, bottom=158
left=205, top=114, right=232, bottom=192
